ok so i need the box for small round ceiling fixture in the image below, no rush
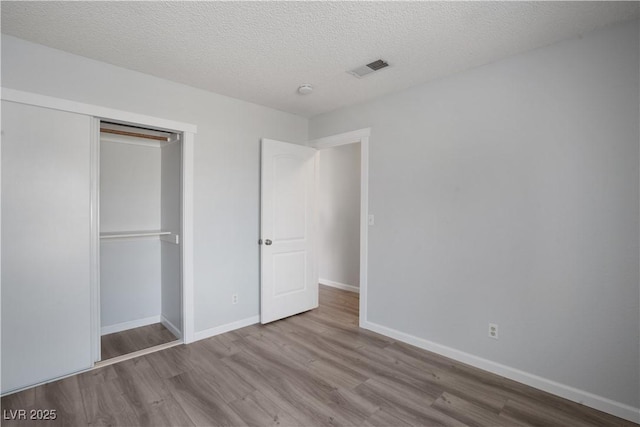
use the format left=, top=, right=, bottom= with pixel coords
left=298, top=84, right=313, bottom=95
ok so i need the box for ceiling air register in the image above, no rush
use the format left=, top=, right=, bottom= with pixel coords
left=348, top=59, right=390, bottom=78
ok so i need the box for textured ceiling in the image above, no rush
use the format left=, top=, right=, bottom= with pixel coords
left=2, top=1, right=638, bottom=117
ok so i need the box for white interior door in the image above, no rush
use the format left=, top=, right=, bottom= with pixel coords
left=260, top=139, right=317, bottom=324
left=1, top=101, right=93, bottom=392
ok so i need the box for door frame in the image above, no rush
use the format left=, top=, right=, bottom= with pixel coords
left=0, top=89, right=198, bottom=366
left=307, top=128, right=370, bottom=327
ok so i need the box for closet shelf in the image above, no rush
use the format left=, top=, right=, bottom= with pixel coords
left=100, top=230, right=171, bottom=240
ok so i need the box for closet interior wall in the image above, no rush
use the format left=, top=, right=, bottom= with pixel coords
left=99, top=123, right=182, bottom=342
left=160, top=138, right=182, bottom=336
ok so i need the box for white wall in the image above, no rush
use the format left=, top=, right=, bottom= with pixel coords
left=100, top=140, right=161, bottom=232
left=100, top=139, right=162, bottom=329
left=318, top=143, right=361, bottom=288
left=100, top=239, right=161, bottom=328
left=1, top=35, right=308, bottom=334
left=310, top=20, right=640, bottom=412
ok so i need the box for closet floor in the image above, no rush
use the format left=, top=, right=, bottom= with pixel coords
left=101, top=323, right=178, bottom=360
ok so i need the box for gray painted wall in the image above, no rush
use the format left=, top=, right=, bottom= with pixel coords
left=99, top=141, right=161, bottom=232
left=1, top=35, right=308, bottom=333
left=318, top=143, right=361, bottom=288
left=310, top=20, right=640, bottom=408
left=100, top=239, right=161, bottom=327
left=161, top=141, right=182, bottom=333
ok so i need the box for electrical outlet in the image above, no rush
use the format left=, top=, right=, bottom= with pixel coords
left=489, top=323, right=498, bottom=340
left=232, top=294, right=238, bottom=304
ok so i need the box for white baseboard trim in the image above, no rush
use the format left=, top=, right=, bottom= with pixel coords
left=161, top=315, right=183, bottom=340
left=319, top=278, right=360, bottom=293
left=361, top=320, right=640, bottom=424
left=101, top=315, right=161, bottom=335
left=193, top=315, right=260, bottom=342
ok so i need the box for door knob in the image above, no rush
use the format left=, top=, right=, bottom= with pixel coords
left=265, top=239, right=272, bottom=245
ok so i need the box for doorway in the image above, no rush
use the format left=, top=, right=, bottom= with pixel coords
left=317, top=142, right=361, bottom=290
left=259, top=129, right=370, bottom=326
left=308, top=128, right=370, bottom=326
left=97, top=121, right=183, bottom=362
left=0, top=88, right=196, bottom=393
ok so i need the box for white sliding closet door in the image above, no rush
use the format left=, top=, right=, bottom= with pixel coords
left=1, top=101, right=93, bottom=393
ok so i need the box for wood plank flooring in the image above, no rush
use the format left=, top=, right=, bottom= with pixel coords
left=101, top=322, right=178, bottom=360
left=2, top=286, right=637, bottom=426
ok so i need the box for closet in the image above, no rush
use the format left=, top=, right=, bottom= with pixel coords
left=2, top=95, right=194, bottom=395
left=99, top=122, right=182, bottom=360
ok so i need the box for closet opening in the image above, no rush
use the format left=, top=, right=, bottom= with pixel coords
left=97, top=121, right=184, bottom=362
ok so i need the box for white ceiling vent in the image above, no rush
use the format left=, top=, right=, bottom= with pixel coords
left=348, top=59, right=390, bottom=78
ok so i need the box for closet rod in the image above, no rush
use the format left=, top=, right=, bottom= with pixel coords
left=100, top=128, right=169, bottom=141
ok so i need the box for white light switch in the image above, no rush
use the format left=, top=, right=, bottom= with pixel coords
left=368, top=214, right=375, bottom=226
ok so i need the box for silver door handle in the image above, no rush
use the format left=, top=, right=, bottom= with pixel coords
left=265, top=239, right=272, bottom=245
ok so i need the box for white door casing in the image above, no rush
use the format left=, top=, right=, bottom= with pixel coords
left=260, top=139, right=318, bottom=324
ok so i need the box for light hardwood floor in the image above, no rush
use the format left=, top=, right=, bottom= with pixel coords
left=2, top=286, right=636, bottom=426
left=101, top=322, right=178, bottom=360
